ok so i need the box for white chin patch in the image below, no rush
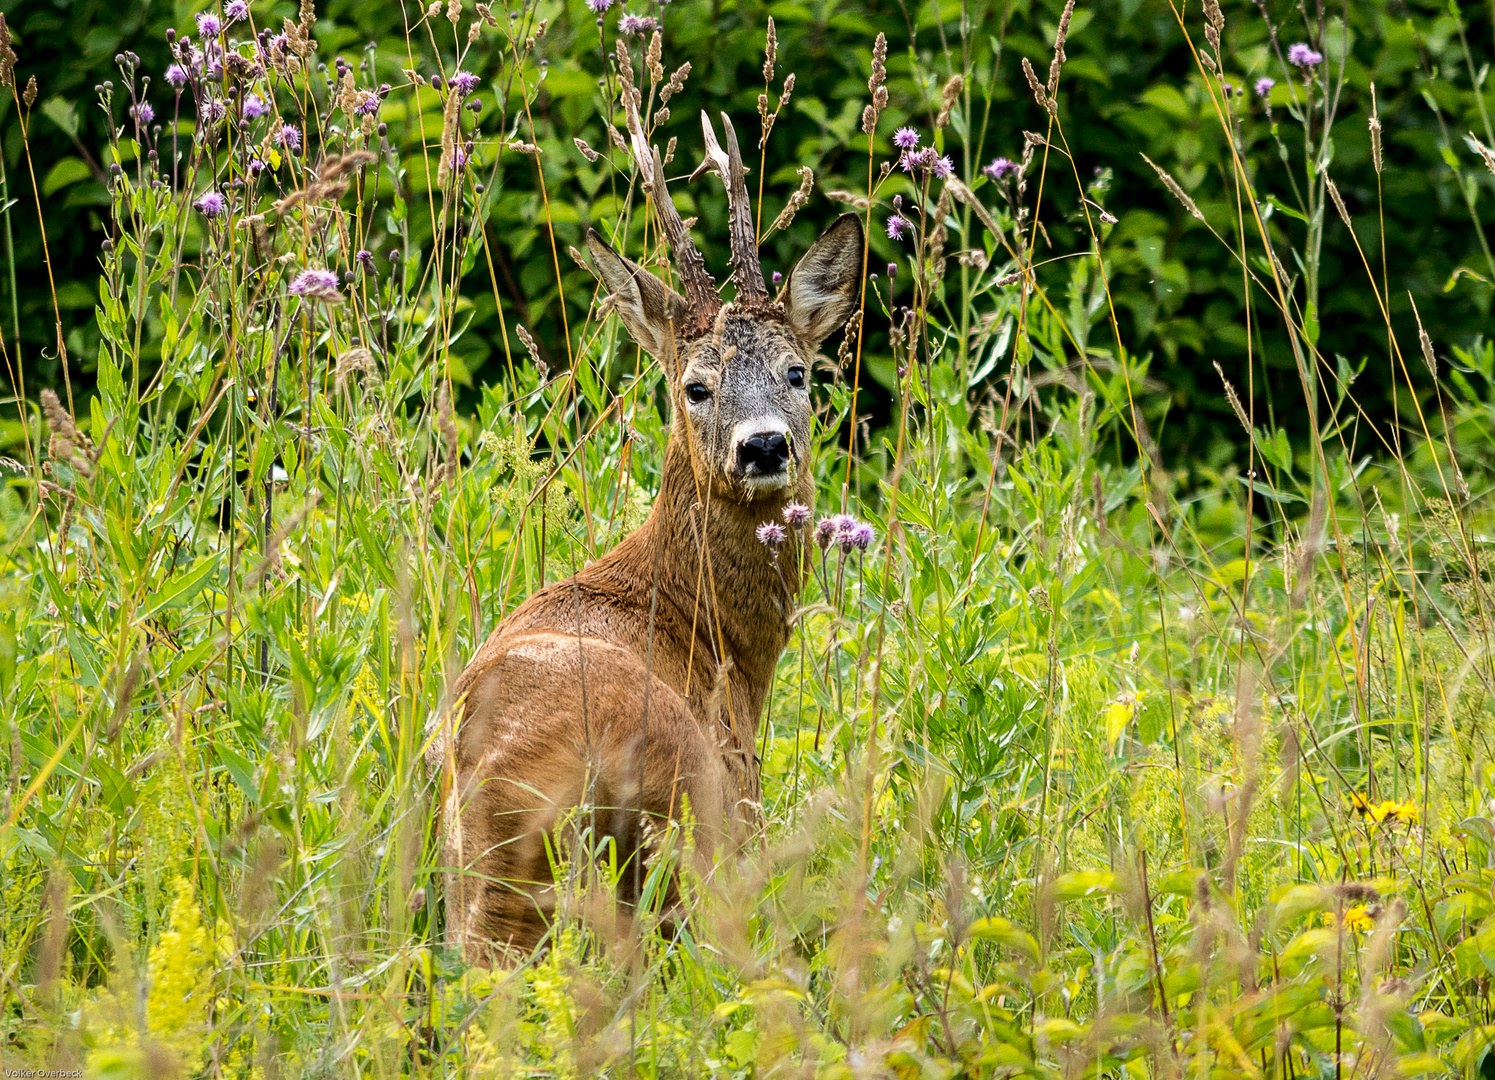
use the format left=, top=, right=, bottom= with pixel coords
left=741, top=471, right=792, bottom=494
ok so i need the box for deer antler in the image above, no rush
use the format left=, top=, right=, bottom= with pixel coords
left=618, top=70, right=719, bottom=328
left=697, top=111, right=768, bottom=304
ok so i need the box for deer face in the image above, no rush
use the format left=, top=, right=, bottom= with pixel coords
left=588, top=213, right=864, bottom=503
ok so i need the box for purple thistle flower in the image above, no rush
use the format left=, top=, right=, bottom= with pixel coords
left=898, top=151, right=917, bottom=174
left=1255, top=76, right=1275, bottom=97
left=931, top=154, right=955, bottom=180
left=618, top=13, right=657, bottom=34
left=886, top=214, right=910, bottom=241
left=165, top=63, right=188, bottom=88
left=196, top=12, right=222, bottom=37
left=356, top=249, right=376, bottom=272
left=200, top=97, right=227, bottom=124
left=771, top=270, right=782, bottom=286
left=449, top=69, right=480, bottom=96
left=1287, top=42, right=1322, bottom=67
left=847, top=522, right=876, bottom=551
left=782, top=502, right=811, bottom=527
left=242, top=93, right=269, bottom=119
left=915, top=146, right=939, bottom=170
left=983, top=156, right=1016, bottom=180
left=892, top=126, right=920, bottom=151
left=353, top=91, right=380, bottom=116
left=450, top=146, right=469, bottom=171
left=194, top=190, right=227, bottom=217
left=289, top=268, right=343, bottom=303
left=224, top=0, right=249, bottom=22
left=586, top=0, right=613, bottom=12
left=814, top=515, right=846, bottom=550
left=278, top=123, right=301, bottom=150
left=757, top=521, right=788, bottom=547
left=132, top=102, right=155, bottom=126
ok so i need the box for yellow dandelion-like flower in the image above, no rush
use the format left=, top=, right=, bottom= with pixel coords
left=1349, top=793, right=1420, bottom=825
left=1384, top=799, right=1419, bottom=823
left=1322, top=905, right=1375, bottom=933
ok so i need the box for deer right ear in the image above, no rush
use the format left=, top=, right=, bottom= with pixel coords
left=782, top=213, right=865, bottom=348
left=586, top=229, right=690, bottom=365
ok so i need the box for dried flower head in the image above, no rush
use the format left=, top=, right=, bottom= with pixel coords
left=936, top=74, right=964, bottom=128
left=1369, top=84, right=1383, bottom=174
left=1046, top=0, right=1074, bottom=99
left=0, top=14, right=16, bottom=89
left=1141, top=152, right=1203, bottom=221
left=767, top=165, right=814, bottom=235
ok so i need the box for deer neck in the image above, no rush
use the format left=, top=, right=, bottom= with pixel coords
left=644, top=436, right=812, bottom=715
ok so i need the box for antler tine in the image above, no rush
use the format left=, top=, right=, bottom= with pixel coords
left=699, top=111, right=768, bottom=303
left=620, top=89, right=719, bottom=319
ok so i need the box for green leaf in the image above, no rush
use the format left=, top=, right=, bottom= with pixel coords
left=1303, top=301, right=1320, bottom=347
left=41, top=97, right=80, bottom=138
left=967, top=917, right=1040, bottom=964
left=141, top=554, right=223, bottom=620
left=1265, top=195, right=1308, bottom=223
left=42, top=157, right=94, bottom=196
left=218, top=746, right=259, bottom=803
left=1050, top=870, right=1117, bottom=899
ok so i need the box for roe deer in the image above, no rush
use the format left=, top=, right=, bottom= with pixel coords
left=428, top=100, right=865, bottom=961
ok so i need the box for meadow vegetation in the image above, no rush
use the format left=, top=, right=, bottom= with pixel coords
left=3, top=0, right=1495, bottom=1076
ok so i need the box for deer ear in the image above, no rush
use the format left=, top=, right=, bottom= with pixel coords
left=586, top=229, right=690, bottom=365
left=781, top=213, right=864, bottom=347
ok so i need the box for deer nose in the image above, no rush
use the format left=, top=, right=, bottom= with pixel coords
left=738, top=431, right=790, bottom=474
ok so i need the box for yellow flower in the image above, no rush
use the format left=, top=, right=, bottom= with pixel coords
left=1101, top=694, right=1138, bottom=747
left=1349, top=793, right=1420, bottom=824
left=1322, top=905, right=1376, bottom=933
left=1383, top=799, right=1419, bottom=823
left=86, top=878, right=222, bottom=1075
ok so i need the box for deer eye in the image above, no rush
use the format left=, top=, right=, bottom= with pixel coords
left=787, top=367, right=807, bottom=389
left=684, top=382, right=711, bottom=404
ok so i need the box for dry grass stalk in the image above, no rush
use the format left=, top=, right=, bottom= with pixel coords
left=767, top=166, right=814, bottom=235
left=1046, top=0, right=1075, bottom=101
left=1141, top=152, right=1204, bottom=220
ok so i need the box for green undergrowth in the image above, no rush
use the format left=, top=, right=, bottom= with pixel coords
left=4, top=0, right=1495, bottom=1076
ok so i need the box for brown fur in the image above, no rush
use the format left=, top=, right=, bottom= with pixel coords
left=428, top=118, right=864, bottom=961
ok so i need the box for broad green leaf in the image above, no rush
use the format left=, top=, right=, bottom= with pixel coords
left=42, top=157, right=94, bottom=196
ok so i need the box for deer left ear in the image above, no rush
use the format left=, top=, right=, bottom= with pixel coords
left=586, top=228, right=691, bottom=366
left=781, top=213, right=864, bottom=348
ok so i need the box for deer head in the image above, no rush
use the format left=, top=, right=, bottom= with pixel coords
left=586, top=108, right=864, bottom=503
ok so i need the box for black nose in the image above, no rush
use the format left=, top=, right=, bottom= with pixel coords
left=738, top=432, right=790, bottom=474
